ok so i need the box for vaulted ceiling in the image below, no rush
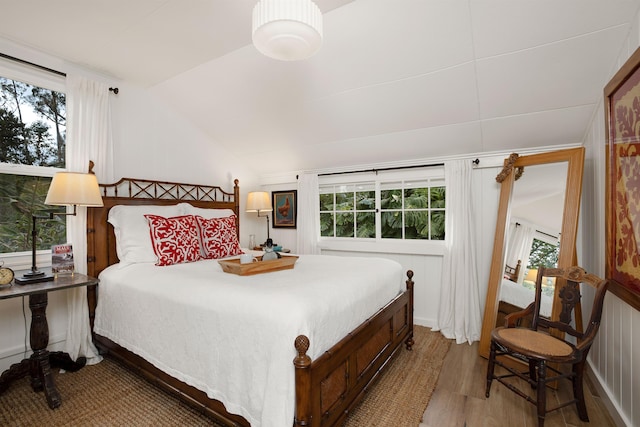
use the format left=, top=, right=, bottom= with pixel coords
left=1, top=0, right=638, bottom=175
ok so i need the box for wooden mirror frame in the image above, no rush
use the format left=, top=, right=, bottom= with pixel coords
left=478, top=147, right=585, bottom=359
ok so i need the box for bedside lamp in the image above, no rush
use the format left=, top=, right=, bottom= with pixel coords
left=246, top=191, right=273, bottom=247
left=524, top=268, right=538, bottom=284
left=17, top=172, right=103, bottom=284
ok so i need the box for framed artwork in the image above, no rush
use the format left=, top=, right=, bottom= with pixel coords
left=604, top=47, right=640, bottom=311
left=272, top=190, right=297, bottom=229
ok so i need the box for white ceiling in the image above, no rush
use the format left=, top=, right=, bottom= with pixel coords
left=1, top=0, right=638, bottom=175
left=511, top=162, right=568, bottom=234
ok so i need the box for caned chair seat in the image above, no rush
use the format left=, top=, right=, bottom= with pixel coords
left=491, top=328, right=574, bottom=360
left=485, top=266, right=609, bottom=427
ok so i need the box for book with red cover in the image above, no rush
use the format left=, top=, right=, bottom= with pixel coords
left=52, top=244, right=74, bottom=274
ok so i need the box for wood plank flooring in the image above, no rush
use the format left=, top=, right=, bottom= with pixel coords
left=420, top=341, right=616, bottom=427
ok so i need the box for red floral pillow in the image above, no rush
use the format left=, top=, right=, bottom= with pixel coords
left=195, top=215, right=243, bottom=259
left=145, top=214, right=202, bottom=266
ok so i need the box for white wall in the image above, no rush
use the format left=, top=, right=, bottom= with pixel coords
left=0, top=40, right=264, bottom=372
left=260, top=165, right=502, bottom=328
left=581, top=18, right=640, bottom=426
left=115, top=82, right=266, bottom=243
left=2, top=26, right=637, bottom=425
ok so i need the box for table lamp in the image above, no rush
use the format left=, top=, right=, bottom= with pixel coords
left=524, top=268, right=538, bottom=284
left=246, top=191, right=273, bottom=247
left=16, top=171, right=103, bottom=284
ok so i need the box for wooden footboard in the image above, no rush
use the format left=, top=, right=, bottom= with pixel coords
left=89, top=270, right=414, bottom=427
left=294, top=271, right=414, bottom=426
left=85, top=177, right=415, bottom=427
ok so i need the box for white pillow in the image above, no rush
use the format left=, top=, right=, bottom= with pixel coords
left=108, top=204, right=184, bottom=264
left=179, top=203, right=235, bottom=219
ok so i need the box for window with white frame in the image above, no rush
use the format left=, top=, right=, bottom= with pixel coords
left=0, top=63, right=66, bottom=254
left=319, top=170, right=446, bottom=241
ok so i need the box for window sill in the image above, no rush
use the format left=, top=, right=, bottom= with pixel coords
left=318, top=239, right=445, bottom=256
left=1, top=250, right=52, bottom=271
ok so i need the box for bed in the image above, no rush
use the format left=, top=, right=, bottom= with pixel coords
left=498, top=278, right=553, bottom=328
left=86, top=177, right=414, bottom=427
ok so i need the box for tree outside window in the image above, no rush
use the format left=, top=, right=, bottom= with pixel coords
left=0, top=75, right=66, bottom=253
left=320, top=178, right=445, bottom=241
left=320, top=184, right=375, bottom=238
left=527, top=238, right=559, bottom=269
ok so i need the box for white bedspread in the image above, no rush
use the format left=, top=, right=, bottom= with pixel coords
left=500, top=278, right=553, bottom=317
left=94, top=254, right=404, bottom=427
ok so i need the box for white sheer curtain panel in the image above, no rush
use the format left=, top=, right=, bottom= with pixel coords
left=505, top=221, right=535, bottom=283
left=64, top=74, right=115, bottom=365
left=296, top=173, right=320, bottom=254
left=433, top=160, right=482, bottom=344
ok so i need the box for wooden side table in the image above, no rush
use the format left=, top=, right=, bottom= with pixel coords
left=0, top=271, right=98, bottom=409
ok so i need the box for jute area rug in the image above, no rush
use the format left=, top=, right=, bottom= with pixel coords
left=0, top=326, right=450, bottom=426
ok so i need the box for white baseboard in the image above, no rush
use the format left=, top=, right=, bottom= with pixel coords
left=587, top=360, right=630, bottom=427
left=414, top=316, right=437, bottom=329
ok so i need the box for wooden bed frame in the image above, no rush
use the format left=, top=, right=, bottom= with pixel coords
left=86, top=177, right=414, bottom=427
left=504, top=260, right=521, bottom=282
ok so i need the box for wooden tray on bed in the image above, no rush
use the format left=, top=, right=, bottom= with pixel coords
left=218, top=255, right=298, bottom=276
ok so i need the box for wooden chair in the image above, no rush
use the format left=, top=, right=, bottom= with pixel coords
left=485, top=266, right=609, bottom=427
left=504, top=259, right=521, bottom=282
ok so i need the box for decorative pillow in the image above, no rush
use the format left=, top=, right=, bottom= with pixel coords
left=195, top=215, right=243, bottom=259
left=145, top=214, right=202, bottom=266
left=108, top=204, right=184, bottom=264
left=179, top=203, right=236, bottom=219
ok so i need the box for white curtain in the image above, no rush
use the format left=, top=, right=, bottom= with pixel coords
left=505, top=221, right=535, bottom=283
left=433, top=160, right=481, bottom=344
left=296, top=173, right=320, bottom=254
left=64, top=74, right=114, bottom=365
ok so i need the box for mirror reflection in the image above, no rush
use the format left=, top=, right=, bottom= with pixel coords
left=479, top=147, right=585, bottom=360
left=496, top=162, right=567, bottom=328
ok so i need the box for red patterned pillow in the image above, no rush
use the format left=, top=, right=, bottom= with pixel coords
left=145, top=214, right=202, bottom=266
left=195, top=215, right=243, bottom=259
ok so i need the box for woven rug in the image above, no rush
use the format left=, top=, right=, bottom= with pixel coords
left=0, top=326, right=450, bottom=426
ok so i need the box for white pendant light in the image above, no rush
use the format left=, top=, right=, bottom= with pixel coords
left=252, top=0, right=323, bottom=61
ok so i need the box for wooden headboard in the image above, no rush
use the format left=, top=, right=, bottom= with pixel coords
left=86, top=177, right=240, bottom=279
left=86, top=177, right=239, bottom=330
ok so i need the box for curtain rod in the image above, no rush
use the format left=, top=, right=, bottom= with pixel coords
left=317, top=158, right=479, bottom=177
left=515, top=222, right=558, bottom=240
left=0, top=52, right=66, bottom=77
left=0, top=52, right=120, bottom=94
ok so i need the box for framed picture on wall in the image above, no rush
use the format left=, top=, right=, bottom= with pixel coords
left=272, top=190, right=297, bottom=229
left=604, top=46, right=640, bottom=311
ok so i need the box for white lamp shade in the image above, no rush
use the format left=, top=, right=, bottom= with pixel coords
left=45, top=172, right=104, bottom=207
left=524, top=268, right=538, bottom=282
left=246, top=191, right=273, bottom=212
left=252, top=0, right=323, bottom=61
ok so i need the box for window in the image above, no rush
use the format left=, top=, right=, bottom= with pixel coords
left=319, top=174, right=446, bottom=241
left=320, top=183, right=376, bottom=238
left=380, top=180, right=445, bottom=240
left=0, top=70, right=66, bottom=254
left=527, top=237, right=559, bottom=270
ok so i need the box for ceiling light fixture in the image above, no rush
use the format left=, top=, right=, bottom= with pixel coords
left=252, top=0, right=323, bottom=61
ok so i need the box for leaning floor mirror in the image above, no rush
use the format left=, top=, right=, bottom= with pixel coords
left=478, top=147, right=585, bottom=359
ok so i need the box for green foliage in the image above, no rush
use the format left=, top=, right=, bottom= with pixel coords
left=320, top=212, right=333, bottom=237
left=0, top=107, right=26, bottom=163
left=335, top=212, right=354, bottom=237
left=320, top=182, right=446, bottom=241
left=0, top=175, right=65, bottom=252
left=0, top=77, right=64, bottom=167
left=527, top=239, right=559, bottom=269
left=0, top=76, right=67, bottom=254
left=356, top=212, right=375, bottom=238
left=380, top=189, right=402, bottom=209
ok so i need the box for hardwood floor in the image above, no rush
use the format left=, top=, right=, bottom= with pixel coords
left=420, top=341, right=616, bottom=427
